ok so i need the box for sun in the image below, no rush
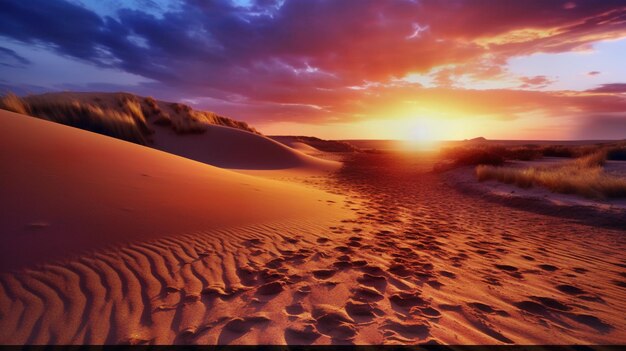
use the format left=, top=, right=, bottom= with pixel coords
left=399, top=118, right=442, bottom=151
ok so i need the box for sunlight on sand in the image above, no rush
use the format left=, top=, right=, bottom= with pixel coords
left=398, top=138, right=441, bottom=152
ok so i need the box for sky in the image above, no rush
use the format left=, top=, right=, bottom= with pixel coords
left=1, top=0, right=625, bottom=140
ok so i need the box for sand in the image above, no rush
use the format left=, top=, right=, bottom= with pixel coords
left=1, top=110, right=625, bottom=345
left=152, top=124, right=339, bottom=172
left=445, top=160, right=626, bottom=228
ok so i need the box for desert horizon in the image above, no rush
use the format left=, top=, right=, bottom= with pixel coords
left=1, top=0, right=625, bottom=347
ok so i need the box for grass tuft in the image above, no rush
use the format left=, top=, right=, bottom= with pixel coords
left=1, top=94, right=147, bottom=144
left=476, top=148, right=626, bottom=199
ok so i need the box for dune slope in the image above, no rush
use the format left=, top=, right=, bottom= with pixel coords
left=0, top=110, right=345, bottom=270
left=1, top=93, right=340, bottom=171
left=152, top=124, right=339, bottom=171
left=0, top=110, right=353, bottom=345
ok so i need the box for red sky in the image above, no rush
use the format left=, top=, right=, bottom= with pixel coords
left=1, top=0, right=625, bottom=140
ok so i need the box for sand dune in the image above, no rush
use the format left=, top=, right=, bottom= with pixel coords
left=1, top=92, right=339, bottom=172
left=152, top=124, right=339, bottom=171
left=284, top=141, right=322, bottom=155
left=0, top=110, right=346, bottom=270
left=0, top=110, right=353, bottom=344
left=271, top=136, right=357, bottom=153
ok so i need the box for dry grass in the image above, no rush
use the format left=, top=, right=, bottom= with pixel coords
left=441, top=143, right=614, bottom=168
left=1, top=92, right=261, bottom=144
left=1, top=94, right=148, bottom=144
left=476, top=148, right=626, bottom=199
left=0, top=93, right=30, bottom=115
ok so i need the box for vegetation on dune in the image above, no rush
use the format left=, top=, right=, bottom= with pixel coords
left=0, top=92, right=260, bottom=145
left=439, top=143, right=610, bottom=168
left=476, top=146, right=626, bottom=199
left=0, top=93, right=149, bottom=144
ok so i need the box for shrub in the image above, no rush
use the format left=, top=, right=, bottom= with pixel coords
left=476, top=149, right=626, bottom=199
left=441, top=146, right=505, bottom=166
left=607, top=147, right=626, bottom=161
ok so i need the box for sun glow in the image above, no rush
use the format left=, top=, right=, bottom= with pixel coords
left=399, top=118, right=443, bottom=151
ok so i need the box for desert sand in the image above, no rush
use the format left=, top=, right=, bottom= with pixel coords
left=1, top=110, right=625, bottom=345
left=152, top=124, right=339, bottom=172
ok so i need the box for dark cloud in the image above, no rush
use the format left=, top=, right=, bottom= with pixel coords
left=0, top=0, right=108, bottom=60
left=0, top=46, right=31, bottom=67
left=587, top=83, right=626, bottom=93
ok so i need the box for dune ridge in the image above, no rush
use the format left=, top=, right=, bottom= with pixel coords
left=1, top=92, right=338, bottom=171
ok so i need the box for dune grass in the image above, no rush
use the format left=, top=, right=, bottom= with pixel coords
left=0, top=93, right=148, bottom=144
left=0, top=92, right=261, bottom=145
left=440, top=143, right=610, bottom=168
left=476, top=148, right=626, bottom=199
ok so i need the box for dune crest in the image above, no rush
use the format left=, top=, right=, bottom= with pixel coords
left=1, top=92, right=339, bottom=172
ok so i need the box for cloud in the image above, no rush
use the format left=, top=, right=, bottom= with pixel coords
left=0, top=46, right=31, bottom=67
left=0, top=0, right=625, bottom=138
left=518, top=75, right=555, bottom=89
left=588, top=71, right=601, bottom=76
left=587, top=83, right=626, bottom=93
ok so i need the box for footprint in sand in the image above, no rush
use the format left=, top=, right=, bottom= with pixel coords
left=359, top=264, right=385, bottom=275
left=388, top=263, right=412, bottom=277
left=537, top=264, right=559, bottom=272
left=316, top=237, right=331, bottom=244
left=420, top=307, right=442, bottom=318
left=352, top=286, right=385, bottom=302
left=568, top=314, right=613, bottom=333
left=265, top=258, right=284, bottom=269
left=439, top=270, right=457, bottom=279
left=555, top=284, right=586, bottom=295
left=286, top=302, right=305, bottom=315
left=494, top=264, right=518, bottom=272
left=389, top=291, right=427, bottom=309
left=312, top=306, right=357, bottom=342
left=333, top=260, right=353, bottom=270
left=529, top=296, right=571, bottom=311
left=256, top=281, right=284, bottom=296
left=352, top=260, right=368, bottom=267
left=284, top=324, right=321, bottom=344
left=218, top=315, right=271, bottom=343
left=345, top=300, right=383, bottom=321
left=313, top=269, right=338, bottom=280
left=357, top=273, right=387, bottom=290
left=383, top=320, right=430, bottom=340
left=334, top=246, right=353, bottom=254
left=515, top=300, right=552, bottom=316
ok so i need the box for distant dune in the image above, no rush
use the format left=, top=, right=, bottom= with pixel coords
left=0, top=92, right=338, bottom=171
left=271, top=136, right=358, bottom=153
